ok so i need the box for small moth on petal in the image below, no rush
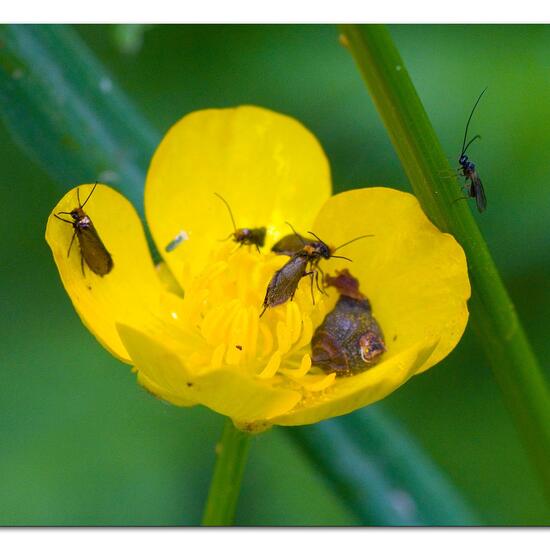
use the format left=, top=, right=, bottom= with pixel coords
left=215, top=193, right=266, bottom=252
left=54, top=184, right=113, bottom=277
left=261, top=225, right=372, bottom=317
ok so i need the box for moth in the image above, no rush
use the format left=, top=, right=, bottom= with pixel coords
left=260, top=225, right=371, bottom=316
left=215, top=193, right=266, bottom=252
left=54, top=184, right=113, bottom=276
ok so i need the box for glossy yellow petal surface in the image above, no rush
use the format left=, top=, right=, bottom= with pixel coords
left=45, top=184, right=167, bottom=363
left=145, top=106, right=331, bottom=288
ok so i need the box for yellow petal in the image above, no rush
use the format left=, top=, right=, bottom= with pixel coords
left=145, top=106, right=332, bottom=287
left=311, top=187, right=470, bottom=374
left=117, top=324, right=302, bottom=424
left=45, top=184, right=167, bottom=363
left=274, top=339, right=438, bottom=426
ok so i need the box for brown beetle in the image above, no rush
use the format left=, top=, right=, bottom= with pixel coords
left=260, top=226, right=372, bottom=317
left=215, top=193, right=266, bottom=252
left=54, top=184, right=114, bottom=277
left=311, top=269, right=385, bottom=376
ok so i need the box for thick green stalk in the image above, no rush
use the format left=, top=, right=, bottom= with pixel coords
left=0, top=24, right=158, bottom=215
left=289, top=405, right=479, bottom=526
left=202, top=418, right=251, bottom=526
left=340, top=24, right=550, bottom=498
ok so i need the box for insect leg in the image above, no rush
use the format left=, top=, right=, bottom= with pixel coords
left=218, top=233, right=234, bottom=242
left=67, top=230, right=77, bottom=258
left=80, top=254, right=86, bottom=277
left=227, top=244, right=240, bottom=256
left=452, top=196, right=470, bottom=205
left=315, top=264, right=328, bottom=295
left=304, top=271, right=315, bottom=305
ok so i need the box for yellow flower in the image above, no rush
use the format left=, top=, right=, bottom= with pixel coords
left=46, top=106, right=470, bottom=432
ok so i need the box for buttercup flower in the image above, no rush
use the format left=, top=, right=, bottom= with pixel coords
left=46, top=106, right=470, bottom=432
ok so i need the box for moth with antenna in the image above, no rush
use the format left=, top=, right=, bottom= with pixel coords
left=260, top=223, right=372, bottom=317
left=457, top=87, right=488, bottom=213
left=54, top=183, right=114, bottom=276
left=214, top=193, right=266, bottom=252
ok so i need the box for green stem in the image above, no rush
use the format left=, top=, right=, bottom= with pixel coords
left=202, top=418, right=251, bottom=526
left=340, top=24, right=550, bottom=499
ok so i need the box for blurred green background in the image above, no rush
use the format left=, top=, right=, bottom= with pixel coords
left=1, top=24, right=549, bottom=525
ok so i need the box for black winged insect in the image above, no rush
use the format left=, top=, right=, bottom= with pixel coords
left=457, top=87, right=488, bottom=213
left=54, top=183, right=114, bottom=276
left=260, top=224, right=372, bottom=317
left=215, top=193, right=266, bottom=252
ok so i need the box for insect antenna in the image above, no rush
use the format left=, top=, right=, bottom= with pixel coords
left=214, top=192, right=238, bottom=233
left=307, top=231, right=329, bottom=248
left=79, top=182, right=98, bottom=209
left=332, top=234, right=373, bottom=253
left=330, top=255, right=352, bottom=262
left=286, top=222, right=307, bottom=246
left=461, top=87, right=487, bottom=156
left=462, top=134, right=481, bottom=156
left=54, top=213, right=73, bottom=224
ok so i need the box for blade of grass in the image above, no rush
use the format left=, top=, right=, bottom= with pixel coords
left=288, top=405, right=479, bottom=526
left=0, top=24, right=480, bottom=524
left=340, top=24, right=550, bottom=500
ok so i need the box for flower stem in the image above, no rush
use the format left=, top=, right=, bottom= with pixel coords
left=201, top=418, right=251, bottom=526
left=340, top=24, right=550, bottom=500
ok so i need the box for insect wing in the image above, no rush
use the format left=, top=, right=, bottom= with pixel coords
left=271, top=233, right=314, bottom=255
left=473, top=177, right=487, bottom=213
left=76, top=220, right=114, bottom=276
left=251, top=227, right=267, bottom=247
left=263, top=255, right=308, bottom=309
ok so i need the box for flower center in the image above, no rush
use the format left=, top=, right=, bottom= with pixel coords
left=177, top=242, right=339, bottom=394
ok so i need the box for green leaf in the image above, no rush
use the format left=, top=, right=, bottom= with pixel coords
left=340, top=24, right=550, bottom=500
left=0, top=24, right=158, bottom=216
left=288, top=406, right=479, bottom=526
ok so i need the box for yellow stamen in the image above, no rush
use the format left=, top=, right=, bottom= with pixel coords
left=258, top=351, right=282, bottom=379
left=176, top=244, right=329, bottom=394
left=304, top=373, right=337, bottom=392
